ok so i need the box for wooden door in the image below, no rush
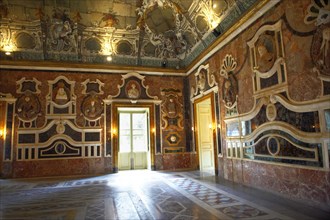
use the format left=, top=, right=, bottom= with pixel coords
left=196, top=98, right=215, bottom=173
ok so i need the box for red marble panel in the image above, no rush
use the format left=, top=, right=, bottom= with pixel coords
left=162, top=153, right=194, bottom=170
left=12, top=158, right=111, bottom=178
left=217, top=157, right=225, bottom=178
left=240, top=160, right=330, bottom=211
left=155, top=154, right=163, bottom=170
left=232, top=159, right=243, bottom=183
left=223, top=158, right=233, bottom=181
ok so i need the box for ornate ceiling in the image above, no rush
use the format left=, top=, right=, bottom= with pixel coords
left=0, top=0, right=261, bottom=71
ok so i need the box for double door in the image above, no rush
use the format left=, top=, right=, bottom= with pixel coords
left=118, top=111, right=148, bottom=170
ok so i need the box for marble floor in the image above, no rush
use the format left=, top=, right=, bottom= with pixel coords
left=0, top=170, right=329, bottom=220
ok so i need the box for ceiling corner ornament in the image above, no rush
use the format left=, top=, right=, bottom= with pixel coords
left=136, top=0, right=192, bottom=60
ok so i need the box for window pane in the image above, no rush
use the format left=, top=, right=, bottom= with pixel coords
left=119, top=135, right=130, bottom=152
left=133, top=129, right=144, bottom=136
left=133, top=113, right=146, bottom=129
left=121, top=129, right=130, bottom=136
left=120, top=113, right=130, bottom=129
left=133, top=136, right=147, bottom=151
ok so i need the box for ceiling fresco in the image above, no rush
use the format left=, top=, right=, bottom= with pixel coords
left=0, top=0, right=259, bottom=70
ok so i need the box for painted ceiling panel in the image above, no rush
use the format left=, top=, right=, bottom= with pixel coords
left=0, top=0, right=259, bottom=70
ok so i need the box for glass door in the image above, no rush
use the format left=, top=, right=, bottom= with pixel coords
left=118, top=111, right=148, bottom=170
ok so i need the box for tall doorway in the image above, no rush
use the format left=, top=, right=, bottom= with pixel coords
left=118, top=108, right=150, bottom=170
left=195, top=97, right=215, bottom=174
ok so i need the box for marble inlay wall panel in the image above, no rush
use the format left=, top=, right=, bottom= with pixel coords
left=186, top=0, right=330, bottom=211
left=162, top=153, right=197, bottom=171
left=0, top=70, right=190, bottom=178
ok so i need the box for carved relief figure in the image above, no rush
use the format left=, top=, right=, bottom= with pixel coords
left=222, top=75, right=238, bottom=108
left=197, top=71, right=206, bottom=91
left=305, top=0, right=330, bottom=76
left=16, top=92, right=40, bottom=121
left=82, top=94, right=103, bottom=120
left=126, top=80, right=140, bottom=99
left=53, top=81, right=69, bottom=105
left=311, top=25, right=330, bottom=76
left=256, top=37, right=275, bottom=72
left=161, top=89, right=183, bottom=130
left=320, top=27, right=330, bottom=66
left=49, top=9, right=75, bottom=51
left=166, top=98, right=178, bottom=118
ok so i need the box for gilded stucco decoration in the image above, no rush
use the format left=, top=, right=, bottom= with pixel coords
left=219, top=54, right=238, bottom=116
left=100, top=11, right=119, bottom=27
left=0, top=0, right=254, bottom=69
left=48, top=9, right=77, bottom=52
left=137, top=0, right=192, bottom=60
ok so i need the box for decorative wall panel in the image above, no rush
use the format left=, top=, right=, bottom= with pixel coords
left=16, top=76, right=102, bottom=161
left=247, top=20, right=287, bottom=98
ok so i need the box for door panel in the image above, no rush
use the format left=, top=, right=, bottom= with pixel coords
left=119, top=153, right=131, bottom=170
left=196, top=98, right=215, bottom=172
left=134, top=152, right=147, bottom=169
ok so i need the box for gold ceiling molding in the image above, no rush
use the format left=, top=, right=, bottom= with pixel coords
left=0, top=60, right=186, bottom=76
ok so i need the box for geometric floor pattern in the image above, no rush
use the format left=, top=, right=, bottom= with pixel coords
left=1, top=170, right=329, bottom=220
left=165, top=174, right=288, bottom=219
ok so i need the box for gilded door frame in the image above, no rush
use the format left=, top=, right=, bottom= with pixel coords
left=193, top=93, right=218, bottom=174
left=112, top=102, right=155, bottom=172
